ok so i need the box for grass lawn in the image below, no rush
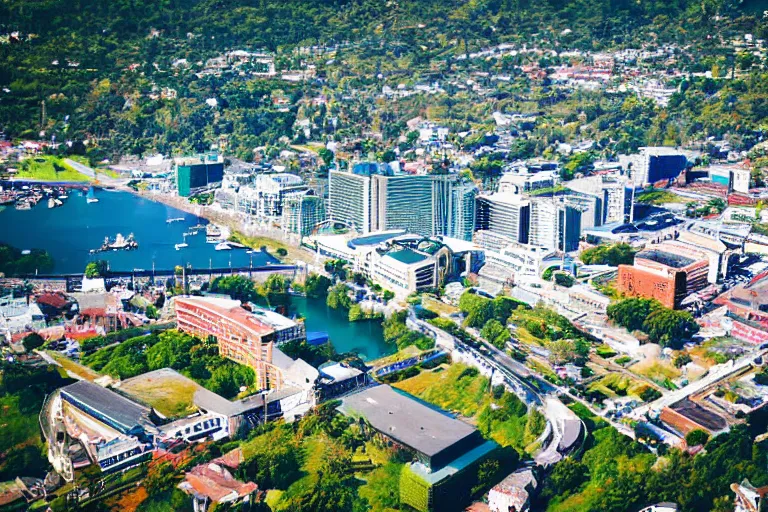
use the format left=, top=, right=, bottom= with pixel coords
left=228, top=230, right=289, bottom=259
left=635, top=189, right=685, bottom=205
left=46, top=351, right=102, bottom=382
left=587, top=373, right=649, bottom=400
left=15, top=156, right=91, bottom=182
left=265, top=490, right=284, bottom=509
left=421, top=295, right=460, bottom=316
left=629, top=359, right=680, bottom=383
left=394, top=364, right=490, bottom=418
left=366, top=345, right=422, bottom=369
left=394, top=363, right=542, bottom=454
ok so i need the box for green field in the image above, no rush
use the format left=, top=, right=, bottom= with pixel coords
left=14, top=156, right=91, bottom=182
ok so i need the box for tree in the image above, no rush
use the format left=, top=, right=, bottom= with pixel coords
left=580, top=243, right=637, bottom=266
left=305, top=273, right=332, bottom=298
left=145, top=304, right=159, bottom=319
left=85, top=260, right=108, bottom=278
left=318, top=147, right=334, bottom=167
left=542, top=458, right=589, bottom=500
left=481, top=319, right=511, bottom=349
left=607, top=298, right=656, bottom=332
left=643, top=307, right=699, bottom=347
left=21, top=332, right=45, bottom=352
left=674, top=352, right=692, bottom=368
left=326, top=283, right=352, bottom=310
left=211, top=275, right=259, bottom=303
left=685, top=429, right=710, bottom=447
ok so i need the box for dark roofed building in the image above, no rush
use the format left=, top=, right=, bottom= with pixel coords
left=60, top=381, right=155, bottom=436
left=339, top=385, right=483, bottom=470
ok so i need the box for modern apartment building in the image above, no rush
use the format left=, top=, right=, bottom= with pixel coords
left=281, top=194, right=326, bottom=236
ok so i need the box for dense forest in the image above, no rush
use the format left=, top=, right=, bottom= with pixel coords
left=1, top=0, right=767, bottom=160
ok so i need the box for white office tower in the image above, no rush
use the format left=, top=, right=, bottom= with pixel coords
left=529, top=198, right=581, bottom=251
left=475, top=193, right=530, bottom=244
left=566, top=175, right=628, bottom=224
left=330, top=163, right=476, bottom=239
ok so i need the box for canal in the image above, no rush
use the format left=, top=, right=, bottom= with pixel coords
left=0, top=188, right=277, bottom=273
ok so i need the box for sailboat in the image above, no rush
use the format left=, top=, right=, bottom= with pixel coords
left=175, top=233, right=189, bottom=250
left=86, top=187, right=99, bottom=203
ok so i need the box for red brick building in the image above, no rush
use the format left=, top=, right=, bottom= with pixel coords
left=616, top=242, right=710, bottom=309
left=174, top=296, right=285, bottom=390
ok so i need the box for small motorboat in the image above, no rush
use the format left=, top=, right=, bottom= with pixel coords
left=215, top=242, right=231, bottom=251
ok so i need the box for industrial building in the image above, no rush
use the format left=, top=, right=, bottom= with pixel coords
left=175, top=154, right=225, bottom=197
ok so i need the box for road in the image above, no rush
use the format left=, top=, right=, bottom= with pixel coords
left=631, top=347, right=767, bottom=420
left=64, top=158, right=96, bottom=179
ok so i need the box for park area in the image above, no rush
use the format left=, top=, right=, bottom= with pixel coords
left=12, top=156, right=90, bottom=182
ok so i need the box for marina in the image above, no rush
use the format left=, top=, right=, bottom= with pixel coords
left=0, top=186, right=278, bottom=273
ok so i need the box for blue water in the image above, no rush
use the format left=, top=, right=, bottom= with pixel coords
left=0, top=189, right=277, bottom=273
left=291, top=296, right=393, bottom=360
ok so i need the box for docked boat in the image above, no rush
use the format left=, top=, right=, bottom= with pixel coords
left=86, top=187, right=99, bottom=203
left=206, top=224, right=222, bottom=237
left=215, top=242, right=231, bottom=251
left=15, top=200, right=31, bottom=210
left=48, top=198, right=56, bottom=209
left=91, top=233, right=138, bottom=253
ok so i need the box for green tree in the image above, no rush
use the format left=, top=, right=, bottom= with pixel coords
left=21, top=332, right=45, bottom=352
left=211, top=275, right=259, bottom=303
left=685, top=429, right=710, bottom=447
left=305, top=273, right=332, bottom=298
left=85, top=260, right=108, bottom=278
left=480, top=319, right=511, bottom=349
left=326, top=283, right=352, bottom=310
left=607, top=298, right=656, bottom=332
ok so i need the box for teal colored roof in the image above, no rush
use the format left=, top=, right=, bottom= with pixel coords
left=387, top=248, right=428, bottom=265
left=407, top=440, right=499, bottom=485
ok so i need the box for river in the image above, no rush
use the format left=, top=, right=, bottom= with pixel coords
left=0, top=188, right=277, bottom=273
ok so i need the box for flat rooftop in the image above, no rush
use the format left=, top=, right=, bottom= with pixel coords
left=385, top=248, right=429, bottom=265
left=637, top=249, right=695, bottom=269
left=338, top=385, right=477, bottom=457
left=175, top=296, right=273, bottom=337
left=61, top=380, right=153, bottom=434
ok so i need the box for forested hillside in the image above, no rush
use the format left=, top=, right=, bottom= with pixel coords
left=0, top=0, right=766, bottom=159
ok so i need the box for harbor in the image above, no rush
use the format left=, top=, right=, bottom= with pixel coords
left=0, top=185, right=278, bottom=273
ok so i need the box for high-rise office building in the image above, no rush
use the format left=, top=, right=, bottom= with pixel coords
left=330, top=163, right=476, bottom=239
left=475, top=193, right=530, bottom=244
left=530, top=198, right=581, bottom=251
left=329, top=163, right=391, bottom=233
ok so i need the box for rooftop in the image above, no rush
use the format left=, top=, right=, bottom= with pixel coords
left=338, top=385, right=477, bottom=457
left=175, top=296, right=273, bottom=337
left=385, top=248, right=429, bottom=266
left=637, top=249, right=696, bottom=269
left=61, top=380, right=154, bottom=434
